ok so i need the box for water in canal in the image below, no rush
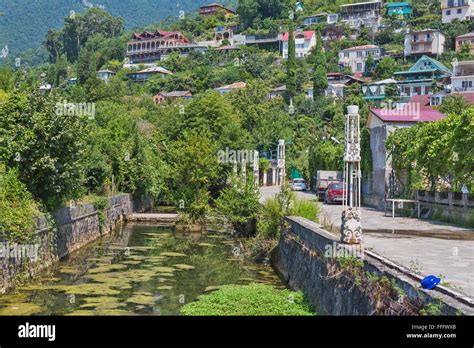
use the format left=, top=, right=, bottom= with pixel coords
left=0, top=224, right=282, bottom=315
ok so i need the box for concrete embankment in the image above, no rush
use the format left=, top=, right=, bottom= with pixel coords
left=271, top=216, right=474, bottom=315
left=0, top=194, right=153, bottom=293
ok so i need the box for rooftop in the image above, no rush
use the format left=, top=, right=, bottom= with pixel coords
left=280, top=31, right=315, bottom=42
left=158, top=91, right=192, bottom=98
left=342, top=44, right=380, bottom=51
left=370, top=95, right=445, bottom=123
left=215, top=82, right=247, bottom=90
left=457, top=32, right=474, bottom=39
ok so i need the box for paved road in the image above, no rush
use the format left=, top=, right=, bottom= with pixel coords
left=260, top=186, right=474, bottom=298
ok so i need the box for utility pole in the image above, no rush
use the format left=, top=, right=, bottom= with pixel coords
left=341, top=106, right=362, bottom=244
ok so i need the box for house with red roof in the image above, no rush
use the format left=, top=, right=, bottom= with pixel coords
left=280, top=31, right=316, bottom=59
left=365, top=95, right=446, bottom=207
left=126, top=30, right=207, bottom=64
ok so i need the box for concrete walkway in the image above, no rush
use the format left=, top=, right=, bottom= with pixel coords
left=260, top=186, right=474, bottom=298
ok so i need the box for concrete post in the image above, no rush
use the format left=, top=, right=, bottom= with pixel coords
left=253, top=151, right=259, bottom=187
left=277, top=140, right=286, bottom=187
left=341, top=105, right=362, bottom=245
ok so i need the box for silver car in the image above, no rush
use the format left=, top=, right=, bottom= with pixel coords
left=291, top=178, right=306, bottom=191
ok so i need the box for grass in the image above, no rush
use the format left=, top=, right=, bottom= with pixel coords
left=180, top=283, right=316, bottom=316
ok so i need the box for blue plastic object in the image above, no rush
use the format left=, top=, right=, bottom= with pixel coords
left=421, top=275, right=441, bottom=290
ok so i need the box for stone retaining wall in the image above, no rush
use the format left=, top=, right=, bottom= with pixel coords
left=271, top=216, right=474, bottom=316
left=0, top=194, right=153, bottom=293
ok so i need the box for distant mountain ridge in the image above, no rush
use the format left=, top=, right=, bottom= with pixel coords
left=0, top=0, right=235, bottom=58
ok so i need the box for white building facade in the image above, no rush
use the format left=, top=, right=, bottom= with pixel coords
left=280, top=31, right=317, bottom=59
left=441, top=0, right=474, bottom=23
left=452, top=60, right=474, bottom=92
left=338, top=45, right=384, bottom=75
left=404, top=30, right=446, bottom=58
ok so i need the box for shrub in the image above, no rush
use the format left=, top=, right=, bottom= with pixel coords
left=214, top=175, right=260, bottom=235
left=0, top=165, right=42, bottom=243
left=180, top=284, right=315, bottom=316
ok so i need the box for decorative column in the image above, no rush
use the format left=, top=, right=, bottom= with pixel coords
left=341, top=105, right=362, bottom=245
left=277, top=140, right=286, bottom=187
left=253, top=151, right=259, bottom=187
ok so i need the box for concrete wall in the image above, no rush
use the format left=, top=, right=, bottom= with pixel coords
left=0, top=194, right=153, bottom=293
left=271, top=216, right=473, bottom=315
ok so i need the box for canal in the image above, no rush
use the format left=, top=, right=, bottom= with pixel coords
left=0, top=223, right=282, bottom=315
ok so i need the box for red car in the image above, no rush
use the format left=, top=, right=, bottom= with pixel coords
left=324, top=182, right=348, bottom=204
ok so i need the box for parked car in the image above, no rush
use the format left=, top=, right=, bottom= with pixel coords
left=291, top=178, right=307, bottom=191
left=324, top=182, right=348, bottom=204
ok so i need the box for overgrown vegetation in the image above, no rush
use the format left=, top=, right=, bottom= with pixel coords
left=180, top=283, right=315, bottom=316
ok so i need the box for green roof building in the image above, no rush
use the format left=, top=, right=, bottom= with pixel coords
left=386, top=2, right=413, bottom=16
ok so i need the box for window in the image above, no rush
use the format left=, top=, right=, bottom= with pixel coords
left=344, top=52, right=349, bottom=58
left=357, top=51, right=362, bottom=57
left=356, top=62, right=363, bottom=71
left=457, top=8, right=462, bottom=14
left=446, top=10, right=451, bottom=15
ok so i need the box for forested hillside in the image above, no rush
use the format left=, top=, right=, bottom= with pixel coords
left=0, top=0, right=236, bottom=58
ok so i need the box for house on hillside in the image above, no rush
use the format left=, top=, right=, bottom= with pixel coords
left=441, top=0, right=474, bottom=23
left=303, top=13, right=339, bottom=26
left=126, top=30, right=207, bottom=64
left=386, top=2, right=412, bottom=17
left=338, top=45, right=385, bottom=77
left=128, top=66, right=172, bottom=82
left=215, top=82, right=247, bottom=95
left=340, top=1, right=383, bottom=32
left=404, top=29, right=446, bottom=59
left=451, top=59, right=474, bottom=92
left=365, top=95, right=446, bottom=207
left=269, top=85, right=286, bottom=99
left=362, top=78, right=398, bottom=101
left=199, top=3, right=236, bottom=17
left=306, top=74, right=364, bottom=99
left=456, top=32, right=474, bottom=54
left=393, top=55, right=452, bottom=100
left=97, top=69, right=115, bottom=82
left=280, top=31, right=317, bottom=59
left=153, top=91, right=193, bottom=104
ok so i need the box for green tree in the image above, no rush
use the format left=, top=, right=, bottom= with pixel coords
left=312, top=30, right=328, bottom=98
left=373, top=57, right=399, bottom=80
left=0, top=88, right=88, bottom=208
left=285, top=20, right=297, bottom=103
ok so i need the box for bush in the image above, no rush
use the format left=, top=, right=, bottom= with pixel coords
left=257, top=185, right=319, bottom=238
left=291, top=199, right=319, bottom=222
left=0, top=165, right=42, bottom=243
left=215, top=175, right=260, bottom=235
left=180, top=284, right=315, bottom=316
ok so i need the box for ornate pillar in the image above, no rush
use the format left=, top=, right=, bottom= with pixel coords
left=277, top=140, right=286, bottom=187
left=341, top=106, right=362, bottom=245
left=253, top=151, right=259, bottom=187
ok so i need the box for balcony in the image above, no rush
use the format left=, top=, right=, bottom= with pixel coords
left=411, top=37, right=433, bottom=43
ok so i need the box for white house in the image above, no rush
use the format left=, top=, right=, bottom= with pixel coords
left=404, top=29, right=446, bottom=58
left=280, top=31, right=317, bottom=59
left=441, top=0, right=474, bottom=23
left=338, top=45, right=384, bottom=76
left=303, top=13, right=339, bottom=26
left=451, top=59, right=474, bottom=92
left=340, top=1, right=383, bottom=32
left=97, top=70, right=115, bottom=82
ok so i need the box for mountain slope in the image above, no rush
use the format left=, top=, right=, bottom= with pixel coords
left=0, top=0, right=236, bottom=58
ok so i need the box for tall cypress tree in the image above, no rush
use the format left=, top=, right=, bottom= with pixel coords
left=312, top=30, right=328, bottom=99
left=285, top=20, right=297, bottom=103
